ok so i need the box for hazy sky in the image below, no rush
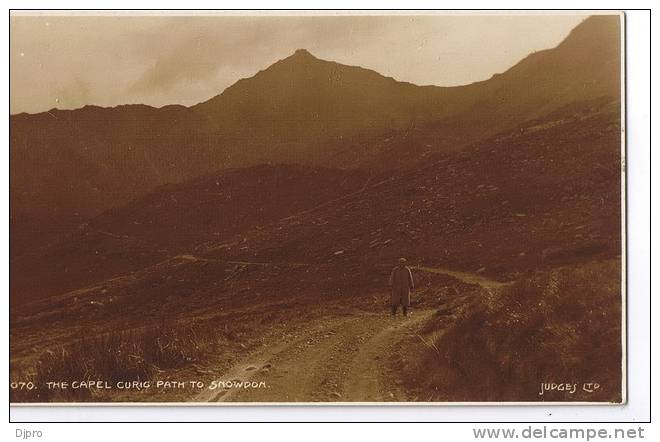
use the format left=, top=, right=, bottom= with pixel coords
left=10, top=13, right=588, bottom=114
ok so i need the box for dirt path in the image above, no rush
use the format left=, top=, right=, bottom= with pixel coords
left=193, top=309, right=435, bottom=403
left=415, top=266, right=508, bottom=290
left=188, top=262, right=503, bottom=403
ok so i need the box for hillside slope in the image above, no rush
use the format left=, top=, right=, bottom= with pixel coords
left=200, top=101, right=622, bottom=279
left=12, top=97, right=621, bottom=311
left=11, top=165, right=369, bottom=305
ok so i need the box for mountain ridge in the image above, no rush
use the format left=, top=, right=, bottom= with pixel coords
left=11, top=15, right=619, bottom=118
left=10, top=15, right=621, bottom=257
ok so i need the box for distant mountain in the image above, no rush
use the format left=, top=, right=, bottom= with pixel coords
left=327, top=15, right=622, bottom=169
left=194, top=48, right=456, bottom=139
left=10, top=15, right=620, bottom=257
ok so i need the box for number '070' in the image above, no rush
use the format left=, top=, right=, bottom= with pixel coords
left=10, top=381, right=35, bottom=390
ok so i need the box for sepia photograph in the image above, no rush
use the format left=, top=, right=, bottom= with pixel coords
left=9, top=10, right=625, bottom=405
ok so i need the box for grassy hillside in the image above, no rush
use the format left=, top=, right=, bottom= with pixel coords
left=404, top=259, right=622, bottom=402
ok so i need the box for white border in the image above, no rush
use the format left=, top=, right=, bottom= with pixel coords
left=4, top=3, right=651, bottom=424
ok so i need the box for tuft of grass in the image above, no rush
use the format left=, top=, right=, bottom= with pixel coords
left=11, top=322, right=214, bottom=402
left=412, top=260, right=622, bottom=402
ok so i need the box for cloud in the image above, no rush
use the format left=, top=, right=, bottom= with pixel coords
left=10, top=14, right=587, bottom=114
left=53, top=77, right=92, bottom=110
left=125, top=16, right=388, bottom=97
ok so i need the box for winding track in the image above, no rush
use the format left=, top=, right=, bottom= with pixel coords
left=193, top=309, right=435, bottom=403
left=189, top=262, right=502, bottom=403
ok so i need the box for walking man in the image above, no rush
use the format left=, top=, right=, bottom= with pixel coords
left=389, top=257, right=414, bottom=316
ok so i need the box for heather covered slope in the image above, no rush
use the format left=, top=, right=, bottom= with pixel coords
left=11, top=96, right=622, bottom=342
left=11, top=165, right=369, bottom=306
left=11, top=93, right=622, bottom=308
left=199, top=102, right=622, bottom=280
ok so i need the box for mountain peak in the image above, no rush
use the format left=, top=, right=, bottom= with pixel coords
left=283, top=48, right=319, bottom=64
left=557, top=14, right=620, bottom=52
left=291, top=48, right=315, bottom=58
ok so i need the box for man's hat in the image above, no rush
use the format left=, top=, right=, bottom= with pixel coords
left=398, top=257, right=407, bottom=264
